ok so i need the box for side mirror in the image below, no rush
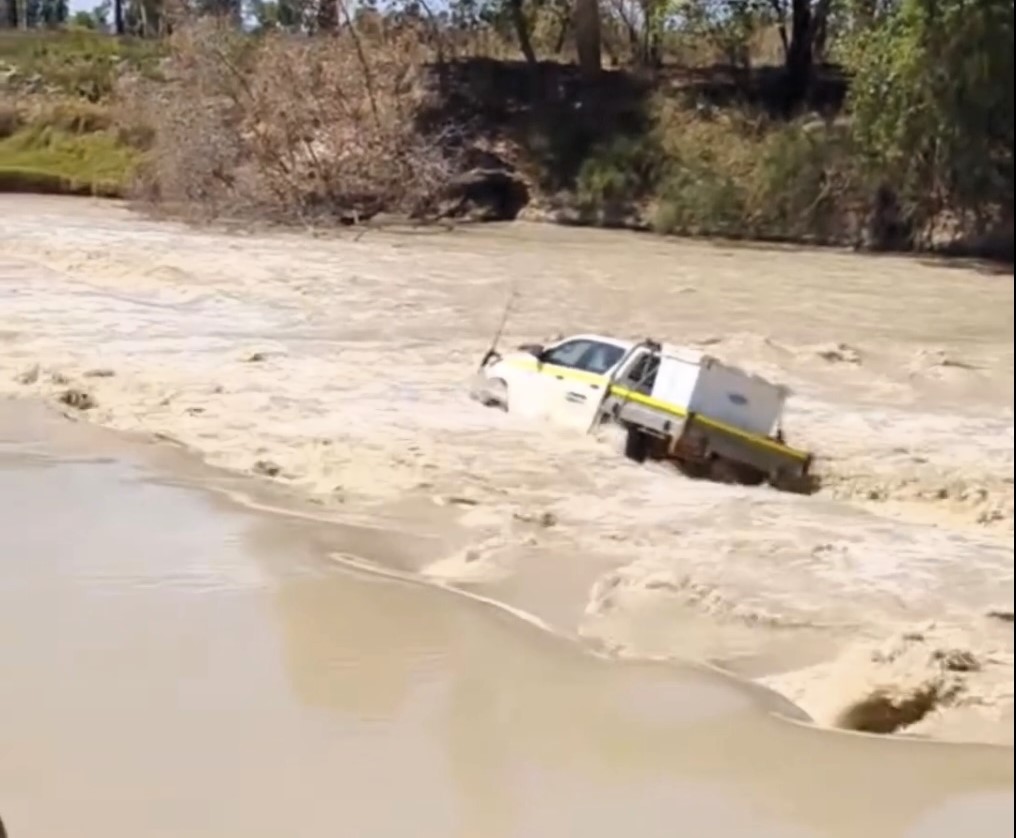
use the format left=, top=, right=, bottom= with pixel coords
left=517, top=343, right=544, bottom=358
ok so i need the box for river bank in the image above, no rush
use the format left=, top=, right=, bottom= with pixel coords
left=1, top=194, right=1013, bottom=745
left=2, top=26, right=1012, bottom=261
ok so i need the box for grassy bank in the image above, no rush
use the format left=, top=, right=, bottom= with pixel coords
left=0, top=124, right=140, bottom=197
left=0, top=29, right=154, bottom=197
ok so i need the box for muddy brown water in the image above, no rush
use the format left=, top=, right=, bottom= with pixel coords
left=0, top=195, right=1013, bottom=820
left=0, top=401, right=1013, bottom=838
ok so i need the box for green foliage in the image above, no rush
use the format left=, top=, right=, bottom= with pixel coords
left=0, top=7, right=1010, bottom=255
left=843, top=0, right=1014, bottom=232
left=0, top=30, right=153, bottom=196
left=749, top=122, right=860, bottom=240
left=0, top=124, right=139, bottom=194
left=654, top=160, right=746, bottom=236
left=70, top=11, right=100, bottom=30
left=250, top=0, right=308, bottom=31
left=681, top=0, right=777, bottom=67
left=615, top=0, right=1013, bottom=249
left=640, top=107, right=860, bottom=242
left=576, top=134, right=664, bottom=210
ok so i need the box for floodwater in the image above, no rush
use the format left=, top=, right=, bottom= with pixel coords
left=0, top=401, right=1012, bottom=838
left=0, top=194, right=1012, bottom=743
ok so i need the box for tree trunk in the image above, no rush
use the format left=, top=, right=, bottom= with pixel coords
left=17, top=0, right=28, bottom=29
left=641, top=0, right=663, bottom=68
left=782, top=0, right=817, bottom=113
left=508, top=0, right=537, bottom=65
left=812, top=0, right=832, bottom=61
left=573, top=0, right=602, bottom=76
left=114, top=0, right=125, bottom=35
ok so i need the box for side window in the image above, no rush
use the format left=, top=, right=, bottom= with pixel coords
left=620, top=352, right=659, bottom=394
left=577, top=343, right=626, bottom=375
left=542, top=339, right=594, bottom=369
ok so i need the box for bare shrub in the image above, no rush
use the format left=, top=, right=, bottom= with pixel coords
left=124, top=17, right=459, bottom=222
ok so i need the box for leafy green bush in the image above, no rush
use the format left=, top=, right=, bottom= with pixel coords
left=576, top=134, right=664, bottom=211
left=749, top=122, right=861, bottom=243
left=574, top=94, right=870, bottom=246
left=842, top=0, right=1013, bottom=242
left=653, top=159, right=746, bottom=236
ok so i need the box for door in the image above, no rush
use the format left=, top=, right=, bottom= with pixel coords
left=541, top=339, right=627, bottom=431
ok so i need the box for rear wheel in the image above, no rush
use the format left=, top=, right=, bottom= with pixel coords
left=623, top=427, right=651, bottom=463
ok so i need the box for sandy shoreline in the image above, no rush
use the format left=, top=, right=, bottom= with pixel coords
left=1, top=194, right=1012, bottom=745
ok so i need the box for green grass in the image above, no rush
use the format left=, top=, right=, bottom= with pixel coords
left=0, top=30, right=155, bottom=196
left=0, top=125, right=140, bottom=197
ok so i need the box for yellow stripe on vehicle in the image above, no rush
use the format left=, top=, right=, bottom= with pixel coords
left=504, top=357, right=539, bottom=372
left=608, top=385, right=810, bottom=462
left=610, top=385, right=688, bottom=418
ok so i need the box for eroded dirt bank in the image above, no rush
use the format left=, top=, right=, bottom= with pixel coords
left=1, top=195, right=1012, bottom=744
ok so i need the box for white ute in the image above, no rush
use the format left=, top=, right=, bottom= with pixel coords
left=474, top=333, right=813, bottom=490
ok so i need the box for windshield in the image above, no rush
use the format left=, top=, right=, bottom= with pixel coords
left=542, top=339, right=626, bottom=374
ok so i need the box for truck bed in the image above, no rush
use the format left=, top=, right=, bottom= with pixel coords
left=601, top=385, right=812, bottom=480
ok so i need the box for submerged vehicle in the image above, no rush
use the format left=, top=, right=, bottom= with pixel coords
left=474, top=333, right=813, bottom=490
